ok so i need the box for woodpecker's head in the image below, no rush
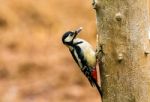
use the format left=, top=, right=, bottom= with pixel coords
left=62, top=27, right=82, bottom=45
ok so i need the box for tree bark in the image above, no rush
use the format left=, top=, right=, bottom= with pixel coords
left=94, top=0, right=150, bottom=102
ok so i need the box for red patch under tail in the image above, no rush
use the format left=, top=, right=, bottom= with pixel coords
left=91, top=68, right=97, bottom=82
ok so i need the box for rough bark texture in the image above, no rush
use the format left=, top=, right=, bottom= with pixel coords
left=94, top=0, right=150, bottom=102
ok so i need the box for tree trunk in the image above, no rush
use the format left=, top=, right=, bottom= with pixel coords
left=94, top=0, right=150, bottom=102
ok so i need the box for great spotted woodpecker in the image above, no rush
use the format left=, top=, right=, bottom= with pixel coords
left=62, top=27, right=102, bottom=96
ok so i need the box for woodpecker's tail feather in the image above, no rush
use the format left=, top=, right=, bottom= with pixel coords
left=87, top=75, right=103, bottom=96
left=91, top=77, right=103, bottom=97
left=81, top=66, right=102, bottom=96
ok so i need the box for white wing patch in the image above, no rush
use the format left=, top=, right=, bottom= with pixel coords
left=75, top=38, right=96, bottom=68
left=74, top=50, right=83, bottom=68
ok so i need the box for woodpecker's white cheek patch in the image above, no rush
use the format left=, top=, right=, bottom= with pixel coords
left=65, top=35, right=73, bottom=42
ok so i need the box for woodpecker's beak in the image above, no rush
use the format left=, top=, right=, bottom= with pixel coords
left=73, top=27, right=83, bottom=39
left=75, top=27, right=82, bottom=34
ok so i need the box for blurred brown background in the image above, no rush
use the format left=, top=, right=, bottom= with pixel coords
left=0, top=0, right=99, bottom=102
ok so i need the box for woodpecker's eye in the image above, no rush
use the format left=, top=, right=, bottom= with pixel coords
left=70, top=32, right=74, bottom=36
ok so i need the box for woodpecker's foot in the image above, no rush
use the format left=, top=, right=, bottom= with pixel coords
left=96, top=44, right=104, bottom=59
left=92, top=0, right=95, bottom=6
left=92, top=0, right=96, bottom=9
